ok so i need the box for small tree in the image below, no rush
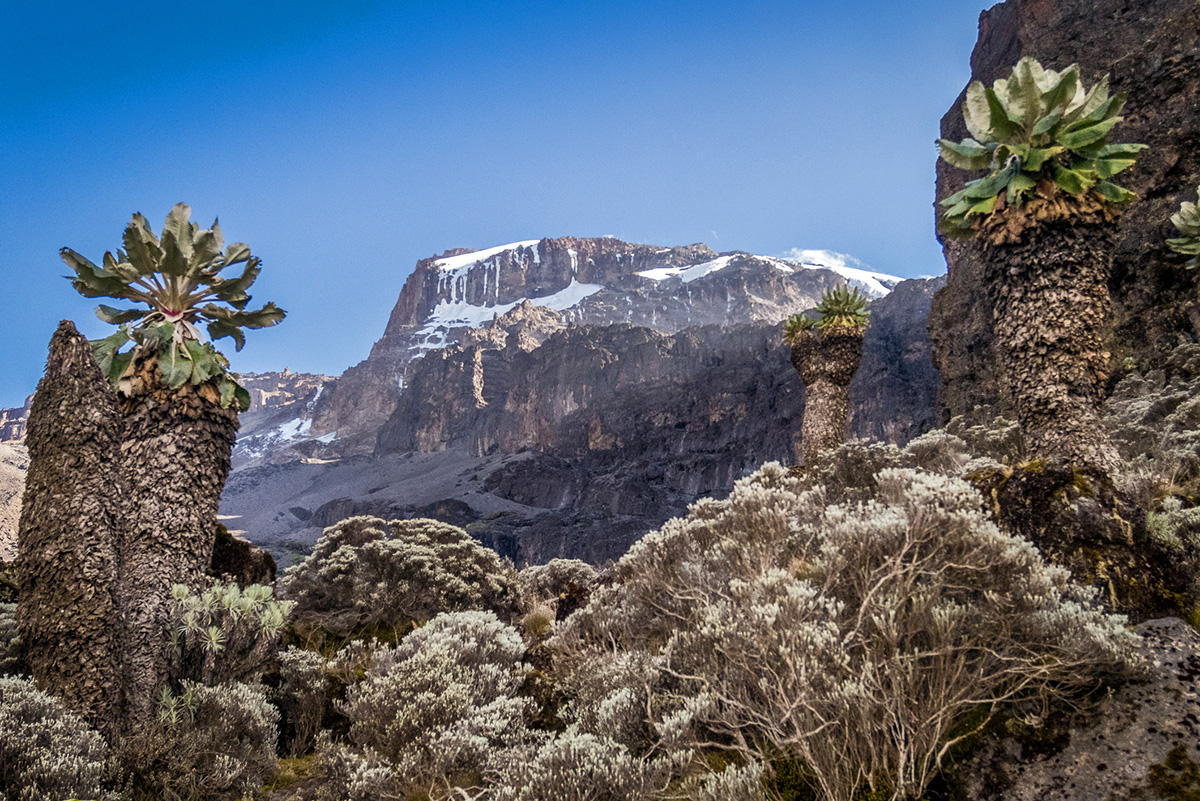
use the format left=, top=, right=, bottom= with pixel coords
left=937, top=56, right=1146, bottom=473
left=784, top=286, right=871, bottom=465
left=62, top=202, right=284, bottom=727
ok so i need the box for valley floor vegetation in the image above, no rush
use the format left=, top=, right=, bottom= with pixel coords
left=9, top=349, right=1200, bottom=800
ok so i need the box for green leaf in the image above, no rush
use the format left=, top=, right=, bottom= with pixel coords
left=1038, top=65, right=1080, bottom=114
left=234, top=384, right=251, bottom=412
left=1093, top=157, right=1139, bottom=179
left=1053, top=164, right=1096, bottom=195
left=1058, top=116, right=1121, bottom=149
left=969, top=195, right=999, bottom=215
left=159, top=342, right=193, bottom=389
left=95, top=304, right=147, bottom=325
left=1167, top=237, right=1200, bottom=254
left=1064, top=74, right=1111, bottom=124
left=964, top=81, right=992, bottom=141
left=1093, top=180, right=1136, bottom=203
left=185, top=340, right=220, bottom=385
left=200, top=302, right=286, bottom=330
left=219, top=379, right=237, bottom=408
left=206, top=319, right=247, bottom=351
left=1008, top=57, right=1046, bottom=132
left=1022, top=147, right=1060, bottom=172
left=938, top=138, right=992, bottom=171
left=121, top=214, right=162, bottom=276
left=90, top=328, right=132, bottom=379
left=1007, top=173, right=1037, bottom=204
left=162, top=203, right=195, bottom=261
left=61, top=248, right=130, bottom=298
left=985, top=87, right=1021, bottom=140
left=108, top=351, right=133, bottom=384
left=138, top=321, right=175, bottom=350
left=158, top=230, right=190, bottom=277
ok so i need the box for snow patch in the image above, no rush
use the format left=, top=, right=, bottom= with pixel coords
left=410, top=279, right=603, bottom=354
left=435, top=241, right=540, bottom=273
left=779, top=249, right=901, bottom=297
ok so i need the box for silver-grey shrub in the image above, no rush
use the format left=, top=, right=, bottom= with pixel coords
left=519, top=558, right=597, bottom=605
left=116, top=680, right=278, bottom=801
left=553, top=463, right=1139, bottom=801
left=0, top=604, right=23, bottom=676
left=1108, top=343, right=1200, bottom=502
left=0, top=675, right=105, bottom=801
left=283, top=516, right=523, bottom=644
left=320, top=611, right=542, bottom=801
left=271, top=646, right=329, bottom=757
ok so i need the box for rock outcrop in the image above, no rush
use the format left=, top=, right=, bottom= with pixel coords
left=0, top=395, right=31, bottom=442
left=0, top=443, right=27, bottom=561
left=953, top=617, right=1200, bottom=801
left=928, top=0, right=1200, bottom=422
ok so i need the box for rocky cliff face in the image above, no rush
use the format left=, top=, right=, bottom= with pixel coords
left=929, top=0, right=1200, bottom=421
left=0, top=396, right=31, bottom=443
left=295, top=236, right=900, bottom=458
left=0, top=443, right=27, bottom=561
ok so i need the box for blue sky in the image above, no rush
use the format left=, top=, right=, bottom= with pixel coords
left=0, top=0, right=988, bottom=408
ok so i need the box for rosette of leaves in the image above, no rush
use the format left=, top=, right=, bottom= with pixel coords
left=1167, top=186, right=1200, bottom=270
left=61, top=203, right=285, bottom=411
left=937, top=57, right=1147, bottom=238
left=783, top=286, right=871, bottom=343
left=812, top=285, right=870, bottom=334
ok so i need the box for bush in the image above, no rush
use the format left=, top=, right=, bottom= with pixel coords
left=519, top=558, right=597, bottom=622
left=0, top=675, right=105, bottom=801
left=0, top=604, right=23, bottom=676
left=114, top=680, right=278, bottom=801
left=493, top=728, right=677, bottom=801
left=270, top=646, right=329, bottom=757
left=1108, top=344, right=1200, bottom=503
left=282, top=516, right=523, bottom=646
left=553, top=463, right=1139, bottom=801
left=166, top=581, right=291, bottom=686
left=320, top=611, right=542, bottom=801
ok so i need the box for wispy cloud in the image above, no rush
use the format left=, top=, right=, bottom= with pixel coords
left=778, top=248, right=870, bottom=271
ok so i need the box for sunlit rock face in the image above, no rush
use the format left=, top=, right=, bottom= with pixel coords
left=929, top=0, right=1200, bottom=423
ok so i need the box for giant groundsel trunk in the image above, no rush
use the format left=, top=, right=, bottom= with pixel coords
left=978, top=206, right=1121, bottom=474
left=791, top=330, right=865, bottom=464
left=17, top=322, right=125, bottom=736
left=117, top=350, right=239, bottom=725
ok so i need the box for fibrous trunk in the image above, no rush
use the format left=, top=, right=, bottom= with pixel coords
left=791, top=330, right=864, bottom=465
left=117, top=351, right=238, bottom=727
left=17, top=322, right=124, bottom=736
left=982, top=219, right=1119, bottom=473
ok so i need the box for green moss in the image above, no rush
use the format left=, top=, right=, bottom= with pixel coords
left=261, top=754, right=319, bottom=792
left=1148, top=746, right=1200, bottom=801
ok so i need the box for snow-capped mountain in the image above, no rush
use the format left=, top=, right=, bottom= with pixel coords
left=232, top=236, right=902, bottom=465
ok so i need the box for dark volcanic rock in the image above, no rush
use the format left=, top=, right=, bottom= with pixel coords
left=929, top=0, right=1200, bottom=422
left=210, top=527, right=277, bottom=587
